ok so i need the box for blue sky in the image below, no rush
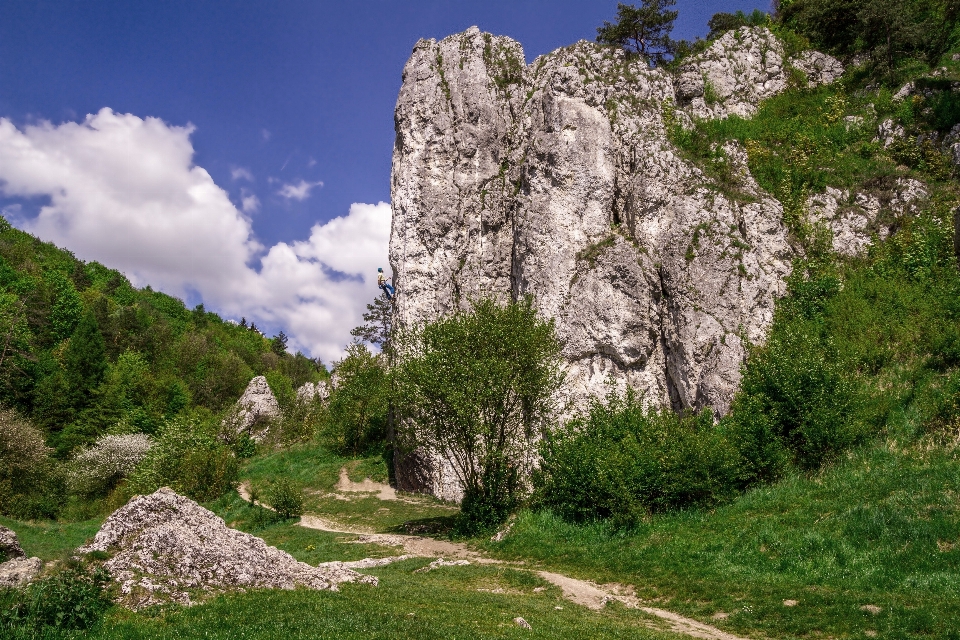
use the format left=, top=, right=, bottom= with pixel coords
left=0, top=0, right=769, bottom=360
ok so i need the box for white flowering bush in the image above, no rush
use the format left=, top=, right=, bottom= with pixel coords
left=67, top=433, right=153, bottom=497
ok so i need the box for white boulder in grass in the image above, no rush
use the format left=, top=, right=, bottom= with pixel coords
left=77, top=487, right=377, bottom=610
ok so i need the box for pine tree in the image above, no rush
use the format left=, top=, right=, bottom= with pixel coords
left=350, top=294, right=393, bottom=352
left=63, top=310, right=107, bottom=410
left=596, top=1, right=679, bottom=64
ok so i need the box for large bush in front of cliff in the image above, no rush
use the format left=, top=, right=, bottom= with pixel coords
left=393, top=297, right=564, bottom=535
left=536, top=390, right=740, bottom=528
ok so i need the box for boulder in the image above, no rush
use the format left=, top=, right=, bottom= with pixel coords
left=0, top=557, right=42, bottom=588
left=0, top=526, right=42, bottom=588
left=77, top=487, right=376, bottom=610
left=0, top=524, right=25, bottom=560
left=228, top=376, right=281, bottom=440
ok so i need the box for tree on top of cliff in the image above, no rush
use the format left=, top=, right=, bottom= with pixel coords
left=596, top=0, right=679, bottom=64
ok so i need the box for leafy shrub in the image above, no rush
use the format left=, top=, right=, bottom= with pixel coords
left=265, top=477, right=303, bottom=519
left=66, top=433, right=153, bottom=497
left=536, top=390, right=740, bottom=527
left=395, top=297, right=565, bottom=535
left=323, top=343, right=389, bottom=456
left=0, top=408, right=64, bottom=519
left=0, top=565, right=112, bottom=635
left=128, top=415, right=237, bottom=502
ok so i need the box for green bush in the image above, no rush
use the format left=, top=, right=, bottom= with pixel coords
left=265, top=477, right=304, bottom=519
left=0, top=408, right=64, bottom=519
left=0, top=565, right=112, bottom=636
left=323, top=343, right=389, bottom=456
left=128, top=415, right=237, bottom=502
left=536, top=390, right=739, bottom=527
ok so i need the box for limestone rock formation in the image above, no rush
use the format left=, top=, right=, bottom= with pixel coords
left=389, top=26, right=842, bottom=500
left=0, top=525, right=42, bottom=588
left=77, top=487, right=377, bottom=610
left=296, top=380, right=330, bottom=404
left=228, top=375, right=280, bottom=440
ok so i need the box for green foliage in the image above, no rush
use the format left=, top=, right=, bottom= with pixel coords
left=349, top=294, right=393, bottom=350
left=0, top=565, right=112, bottom=636
left=0, top=408, right=64, bottom=519
left=707, top=9, right=770, bottom=39
left=128, top=415, right=237, bottom=502
left=596, top=1, right=678, bottom=64
left=537, top=390, right=739, bottom=527
left=779, top=0, right=960, bottom=71
left=394, top=297, right=565, bottom=534
left=323, top=343, right=389, bottom=456
left=265, top=477, right=304, bottom=519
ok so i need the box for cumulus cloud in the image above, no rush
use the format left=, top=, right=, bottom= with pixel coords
left=240, top=189, right=260, bottom=213
left=0, top=108, right=390, bottom=362
left=231, top=166, right=254, bottom=181
left=277, top=179, right=323, bottom=201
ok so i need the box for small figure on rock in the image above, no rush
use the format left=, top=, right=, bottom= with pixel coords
left=377, top=267, right=395, bottom=300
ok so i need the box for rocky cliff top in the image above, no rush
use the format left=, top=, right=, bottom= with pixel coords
left=389, top=25, right=843, bottom=500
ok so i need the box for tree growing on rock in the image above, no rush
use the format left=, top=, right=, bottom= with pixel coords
left=596, top=0, right=679, bottom=64
left=393, top=297, right=565, bottom=534
left=350, top=293, right=393, bottom=353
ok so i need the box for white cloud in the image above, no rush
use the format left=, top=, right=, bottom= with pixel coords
left=231, top=166, right=254, bottom=181
left=240, top=189, right=260, bottom=213
left=277, top=179, right=323, bottom=201
left=0, top=108, right=391, bottom=362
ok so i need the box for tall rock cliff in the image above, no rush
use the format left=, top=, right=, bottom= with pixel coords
left=389, top=27, right=841, bottom=499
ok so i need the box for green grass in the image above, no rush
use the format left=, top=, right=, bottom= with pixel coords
left=484, top=438, right=960, bottom=639
left=0, top=516, right=102, bottom=562
left=239, top=443, right=457, bottom=533
left=85, top=561, right=680, bottom=640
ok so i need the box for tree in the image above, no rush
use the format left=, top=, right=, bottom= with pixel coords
left=271, top=330, right=289, bottom=356
left=63, top=310, right=107, bottom=410
left=596, top=1, right=679, bottom=64
left=324, top=342, right=390, bottom=455
left=350, top=294, right=393, bottom=351
left=393, top=297, right=565, bottom=534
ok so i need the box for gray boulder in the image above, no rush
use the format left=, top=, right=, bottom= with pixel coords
left=296, top=380, right=330, bottom=404
left=0, top=526, right=42, bottom=588
left=228, top=376, right=281, bottom=441
left=77, top=487, right=376, bottom=610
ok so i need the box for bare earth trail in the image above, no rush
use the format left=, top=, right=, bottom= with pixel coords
left=239, top=473, right=755, bottom=640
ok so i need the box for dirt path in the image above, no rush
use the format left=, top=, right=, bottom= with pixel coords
left=240, top=475, right=754, bottom=640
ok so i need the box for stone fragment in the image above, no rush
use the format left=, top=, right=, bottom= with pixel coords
left=0, top=556, right=42, bottom=588
left=0, top=525, right=25, bottom=560
left=514, top=616, right=532, bottom=629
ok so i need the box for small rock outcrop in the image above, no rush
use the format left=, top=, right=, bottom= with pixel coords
left=228, top=376, right=281, bottom=440
left=296, top=381, right=330, bottom=404
left=0, top=524, right=24, bottom=560
left=0, top=525, right=42, bottom=588
left=77, top=488, right=376, bottom=609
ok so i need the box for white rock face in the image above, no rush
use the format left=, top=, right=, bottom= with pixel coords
left=389, top=27, right=840, bottom=500
left=296, top=381, right=330, bottom=404
left=78, top=488, right=376, bottom=610
left=229, top=375, right=281, bottom=440
left=0, top=525, right=42, bottom=588
left=676, top=27, right=842, bottom=120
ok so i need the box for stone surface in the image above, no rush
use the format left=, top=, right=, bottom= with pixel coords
left=228, top=375, right=281, bottom=441
left=388, top=26, right=838, bottom=500
left=77, top=487, right=376, bottom=609
left=0, top=556, right=42, bottom=588
left=0, top=524, right=25, bottom=560
left=677, top=27, right=842, bottom=120
left=296, top=381, right=330, bottom=404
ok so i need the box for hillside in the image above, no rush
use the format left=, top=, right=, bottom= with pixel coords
left=3, top=3, right=960, bottom=640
